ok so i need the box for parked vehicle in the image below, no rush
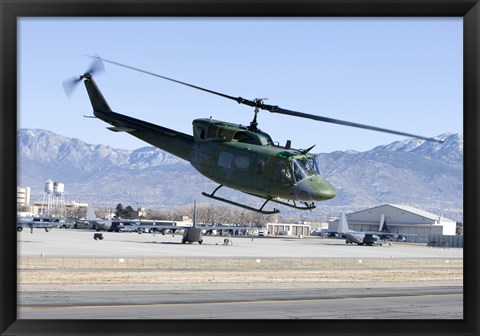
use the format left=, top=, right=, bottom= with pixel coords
left=258, top=229, right=267, bottom=237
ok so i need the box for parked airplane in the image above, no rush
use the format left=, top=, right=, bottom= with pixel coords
left=136, top=217, right=202, bottom=244
left=337, top=212, right=384, bottom=246
left=337, top=212, right=417, bottom=245
left=85, top=206, right=115, bottom=231
left=17, top=216, right=59, bottom=233
left=182, top=201, right=202, bottom=244
left=86, top=206, right=193, bottom=235
left=86, top=202, right=252, bottom=243
left=86, top=207, right=142, bottom=232
left=136, top=201, right=245, bottom=244
left=377, top=214, right=415, bottom=242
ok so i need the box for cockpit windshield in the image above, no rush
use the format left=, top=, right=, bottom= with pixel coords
left=292, top=157, right=320, bottom=182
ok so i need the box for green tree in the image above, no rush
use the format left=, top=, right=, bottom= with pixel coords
left=124, top=205, right=135, bottom=219
left=114, top=203, right=124, bottom=218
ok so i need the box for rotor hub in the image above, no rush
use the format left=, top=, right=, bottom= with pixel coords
left=247, top=98, right=268, bottom=132
left=80, top=73, right=92, bottom=80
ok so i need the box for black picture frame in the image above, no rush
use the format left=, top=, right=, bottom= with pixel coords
left=1, top=1, right=478, bottom=335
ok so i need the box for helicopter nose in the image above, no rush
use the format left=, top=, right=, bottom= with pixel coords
left=292, top=176, right=336, bottom=201
left=317, top=184, right=336, bottom=200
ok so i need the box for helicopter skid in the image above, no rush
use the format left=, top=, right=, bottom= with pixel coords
left=201, top=185, right=314, bottom=214
left=269, top=198, right=316, bottom=211
left=201, top=192, right=280, bottom=215
left=201, top=187, right=280, bottom=215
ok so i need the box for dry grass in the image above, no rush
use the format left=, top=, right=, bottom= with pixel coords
left=19, top=268, right=462, bottom=285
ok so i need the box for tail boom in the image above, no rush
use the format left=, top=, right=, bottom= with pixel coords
left=83, top=76, right=194, bottom=162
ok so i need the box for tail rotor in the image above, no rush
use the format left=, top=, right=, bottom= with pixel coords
left=63, top=54, right=105, bottom=97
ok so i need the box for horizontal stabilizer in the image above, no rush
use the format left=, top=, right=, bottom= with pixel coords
left=107, top=126, right=137, bottom=133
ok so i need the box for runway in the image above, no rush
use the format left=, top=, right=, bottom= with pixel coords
left=17, top=229, right=464, bottom=320
left=18, top=285, right=462, bottom=319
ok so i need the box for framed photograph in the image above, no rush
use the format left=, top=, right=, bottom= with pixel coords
left=2, top=0, right=478, bottom=335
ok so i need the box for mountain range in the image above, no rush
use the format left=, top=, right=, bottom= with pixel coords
left=17, top=129, right=463, bottom=222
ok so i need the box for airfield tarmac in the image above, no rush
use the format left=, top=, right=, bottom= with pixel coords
left=17, top=229, right=463, bottom=319
left=18, top=228, right=463, bottom=258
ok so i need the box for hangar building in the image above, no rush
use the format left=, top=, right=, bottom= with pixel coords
left=328, top=204, right=457, bottom=242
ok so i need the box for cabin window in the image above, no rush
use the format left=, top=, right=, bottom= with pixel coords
left=256, top=159, right=265, bottom=174
left=219, top=151, right=250, bottom=170
left=233, top=155, right=250, bottom=170
left=218, top=151, right=233, bottom=168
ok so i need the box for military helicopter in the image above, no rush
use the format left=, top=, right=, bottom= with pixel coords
left=64, top=56, right=442, bottom=214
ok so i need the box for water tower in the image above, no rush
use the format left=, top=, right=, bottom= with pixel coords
left=53, top=182, right=66, bottom=217
left=41, top=179, right=66, bottom=217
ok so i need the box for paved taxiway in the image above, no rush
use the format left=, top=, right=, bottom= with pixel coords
left=18, top=229, right=463, bottom=258
left=17, top=229, right=463, bottom=319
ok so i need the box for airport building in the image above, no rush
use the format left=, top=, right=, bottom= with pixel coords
left=31, top=200, right=88, bottom=218
left=17, top=186, right=31, bottom=208
left=328, top=204, right=457, bottom=242
left=265, top=222, right=311, bottom=237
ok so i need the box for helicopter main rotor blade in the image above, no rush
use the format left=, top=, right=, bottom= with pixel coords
left=268, top=106, right=444, bottom=143
left=90, top=56, right=442, bottom=143
left=88, top=56, right=250, bottom=105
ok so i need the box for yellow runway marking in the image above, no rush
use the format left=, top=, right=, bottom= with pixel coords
left=19, top=293, right=462, bottom=311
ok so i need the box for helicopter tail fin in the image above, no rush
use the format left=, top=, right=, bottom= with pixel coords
left=83, top=76, right=112, bottom=114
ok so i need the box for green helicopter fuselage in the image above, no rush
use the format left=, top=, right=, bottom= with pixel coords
left=84, top=75, right=336, bottom=211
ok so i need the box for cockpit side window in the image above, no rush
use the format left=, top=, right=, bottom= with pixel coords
left=293, top=161, right=307, bottom=182
left=293, top=157, right=320, bottom=182
left=273, top=160, right=293, bottom=183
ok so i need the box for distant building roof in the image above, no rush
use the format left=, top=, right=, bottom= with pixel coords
left=349, top=204, right=456, bottom=223
left=388, top=204, right=455, bottom=222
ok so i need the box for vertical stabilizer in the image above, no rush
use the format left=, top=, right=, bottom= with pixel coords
left=86, top=206, right=97, bottom=221
left=379, top=214, right=385, bottom=231
left=84, top=77, right=112, bottom=113
left=337, top=212, right=351, bottom=234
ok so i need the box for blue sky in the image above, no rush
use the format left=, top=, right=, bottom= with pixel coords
left=18, top=18, right=462, bottom=153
